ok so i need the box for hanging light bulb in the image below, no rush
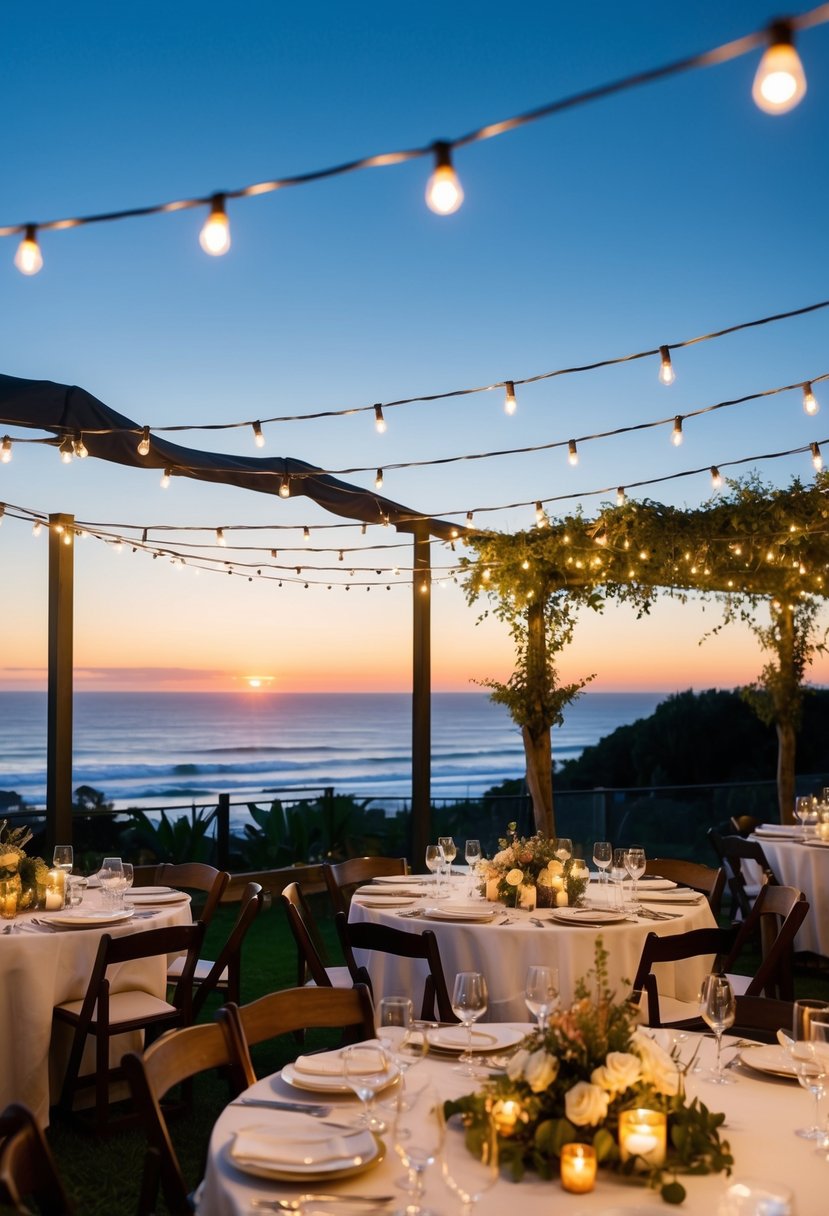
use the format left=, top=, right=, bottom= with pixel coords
left=338, top=550, right=344, bottom=562
left=279, top=476, right=290, bottom=498
left=803, top=382, right=819, bottom=415
left=753, top=21, right=807, bottom=115
left=62, top=530, right=72, bottom=546
left=375, top=468, right=384, bottom=490
left=671, top=416, right=684, bottom=446
left=303, top=525, right=310, bottom=539
left=811, top=441, right=823, bottom=471
left=32, top=519, right=42, bottom=537
left=535, top=500, right=545, bottom=526
left=504, top=381, right=517, bottom=416
left=0, top=436, right=11, bottom=464
left=216, top=527, right=226, bottom=546
left=568, top=439, right=578, bottom=466
left=616, top=486, right=626, bottom=507
left=160, top=468, right=172, bottom=488
left=58, top=435, right=74, bottom=463
left=466, top=511, right=474, bottom=525
left=14, top=225, right=43, bottom=276
left=73, top=432, right=88, bottom=458
left=374, top=404, right=387, bottom=434
left=137, top=426, right=151, bottom=456
left=252, top=420, right=265, bottom=448
left=658, top=345, right=675, bottom=385
left=199, top=193, right=231, bottom=255
left=425, top=141, right=464, bottom=215
left=710, top=466, right=723, bottom=489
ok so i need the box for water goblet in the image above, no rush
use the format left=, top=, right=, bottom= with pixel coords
left=438, top=836, right=457, bottom=890
left=377, top=996, right=423, bottom=1079
left=592, top=840, right=612, bottom=885
left=451, top=972, right=488, bottom=1076
left=122, top=862, right=134, bottom=903
left=439, top=1106, right=499, bottom=1216
left=99, top=857, right=124, bottom=910
left=464, top=839, right=482, bottom=896
left=340, top=1042, right=392, bottom=1133
left=554, top=837, right=572, bottom=863
left=52, top=845, right=73, bottom=875
left=392, top=1082, right=442, bottom=1216
left=791, top=999, right=829, bottom=1138
left=699, top=974, right=736, bottom=1084
left=795, top=796, right=814, bottom=841
left=424, top=844, right=444, bottom=896
left=524, top=964, right=559, bottom=1032
left=609, top=848, right=628, bottom=910
left=624, top=847, right=646, bottom=906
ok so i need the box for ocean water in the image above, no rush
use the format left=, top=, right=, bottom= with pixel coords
left=0, top=690, right=665, bottom=809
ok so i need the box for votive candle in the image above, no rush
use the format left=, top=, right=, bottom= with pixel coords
left=618, top=1108, right=667, bottom=1168
left=0, top=881, right=18, bottom=920
left=492, top=1098, right=521, bottom=1136
left=560, top=1143, right=596, bottom=1193
left=45, top=868, right=66, bottom=910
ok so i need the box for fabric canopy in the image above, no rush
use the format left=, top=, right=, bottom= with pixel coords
left=0, top=373, right=458, bottom=540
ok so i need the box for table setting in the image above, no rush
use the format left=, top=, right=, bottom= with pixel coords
left=747, top=813, right=829, bottom=953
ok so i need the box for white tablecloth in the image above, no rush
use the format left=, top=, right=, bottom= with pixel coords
left=0, top=889, right=192, bottom=1126
left=748, top=835, right=827, bottom=954
left=198, top=1033, right=823, bottom=1216
left=348, top=878, right=715, bottom=1019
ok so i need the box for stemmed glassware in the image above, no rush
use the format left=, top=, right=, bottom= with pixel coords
left=624, top=847, right=646, bottom=906
left=451, top=972, right=488, bottom=1076
left=122, top=862, right=134, bottom=904
left=524, top=965, right=559, bottom=1032
left=554, top=838, right=573, bottom=863
left=341, top=1042, right=391, bottom=1132
left=609, top=848, right=628, bottom=910
left=791, top=999, right=829, bottom=1138
left=795, top=796, right=815, bottom=841
left=699, top=974, right=736, bottom=1084
left=392, top=1081, right=442, bottom=1216
left=592, top=841, right=612, bottom=885
left=438, top=836, right=457, bottom=890
left=439, top=1106, right=499, bottom=1215
left=424, top=845, right=445, bottom=896
left=464, top=839, right=482, bottom=897
left=99, top=857, right=124, bottom=910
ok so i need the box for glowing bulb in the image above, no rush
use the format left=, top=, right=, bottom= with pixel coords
left=216, top=527, right=226, bottom=546
left=803, top=382, right=819, bottom=415
left=160, top=468, right=172, bottom=488
left=59, top=435, right=74, bottom=463
left=74, top=433, right=88, bottom=458
left=252, top=420, right=265, bottom=447
left=425, top=142, right=463, bottom=215
left=375, top=468, right=384, bottom=490
left=199, top=194, right=231, bottom=255
left=482, top=567, right=491, bottom=582
left=535, top=500, right=545, bottom=526
left=466, top=511, right=474, bottom=525
left=420, top=579, right=429, bottom=594
left=711, top=466, right=722, bottom=489
left=374, top=404, right=387, bottom=434
left=811, top=441, right=823, bottom=471
left=658, top=345, right=675, bottom=385
left=616, top=486, right=626, bottom=507
left=504, top=381, right=517, bottom=415
left=671, top=416, right=683, bottom=446
left=137, top=426, right=151, bottom=456
left=0, top=436, right=11, bottom=463
left=62, top=531, right=72, bottom=546
left=302, top=525, right=310, bottom=539
left=753, top=23, right=807, bottom=115
left=14, top=225, right=43, bottom=276
left=279, top=476, right=290, bottom=498
left=338, top=550, right=344, bottom=561
left=32, top=520, right=41, bottom=537
left=568, top=439, right=578, bottom=466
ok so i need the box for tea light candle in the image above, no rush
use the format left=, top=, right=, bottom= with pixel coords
left=560, top=1143, right=596, bottom=1193
left=0, top=882, right=17, bottom=920
left=518, top=883, right=537, bottom=911
left=619, top=1108, right=667, bottom=1168
left=485, top=877, right=501, bottom=902
left=45, top=868, right=66, bottom=910
left=492, top=1098, right=521, bottom=1136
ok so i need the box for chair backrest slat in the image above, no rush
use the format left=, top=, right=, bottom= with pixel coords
left=335, top=911, right=456, bottom=1022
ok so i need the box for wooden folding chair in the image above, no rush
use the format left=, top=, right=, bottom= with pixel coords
left=156, top=862, right=229, bottom=928
left=644, top=857, right=726, bottom=919
left=123, top=1021, right=237, bottom=1216
left=708, top=829, right=777, bottom=922
left=52, top=922, right=204, bottom=1133
left=730, top=995, right=794, bottom=1045
left=167, top=882, right=264, bottom=1017
left=281, top=880, right=351, bottom=988
left=218, top=984, right=376, bottom=1089
left=323, top=856, right=407, bottom=915
left=335, top=910, right=457, bottom=1022
left=0, top=1103, right=74, bottom=1215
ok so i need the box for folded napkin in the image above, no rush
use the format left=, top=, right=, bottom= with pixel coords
left=232, top=1123, right=375, bottom=1167
left=294, top=1045, right=387, bottom=1077
left=639, top=889, right=703, bottom=904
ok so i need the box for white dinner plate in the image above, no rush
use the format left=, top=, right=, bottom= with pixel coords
left=739, top=1044, right=798, bottom=1079
left=802, top=840, right=829, bottom=848
left=754, top=825, right=801, bottom=838
left=350, top=895, right=417, bottom=907
left=638, top=889, right=703, bottom=904
left=128, top=890, right=190, bottom=905
left=229, top=1126, right=383, bottom=1181
left=590, top=876, right=677, bottom=891
left=551, top=907, right=629, bottom=926
left=419, top=903, right=497, bottom=922
left=45, top=908, right=135, bottom=928
left=372, top=874, right=431, bottom=884
left=424, top=1024, right=528, bottom=1054
left=281, top=1062, right=399, bottom=1095
left=132, top=885, right=174, bottom=895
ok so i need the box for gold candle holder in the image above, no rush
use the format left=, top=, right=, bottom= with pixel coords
left=0, top=880, right=18, bottom=920
left=560, top=1143, right=596, bottom=1193
left=618, top=1108, right=667, bottom=1169
left=44, top=869, right=66, bottom=910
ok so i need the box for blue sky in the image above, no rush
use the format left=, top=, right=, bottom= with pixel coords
left=1, top=1, right=828, bottom=693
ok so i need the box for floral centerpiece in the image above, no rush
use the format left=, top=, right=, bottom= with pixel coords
left=0, top=820, right=49, bottom=908
left=479, top=822, right=589, bottom=908
left=445, top=940, right=732, bottom=1205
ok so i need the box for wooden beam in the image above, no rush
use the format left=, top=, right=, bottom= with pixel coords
left=47, top=514, right=74, bottom=848
left=411, top=523, right=431, bottom=868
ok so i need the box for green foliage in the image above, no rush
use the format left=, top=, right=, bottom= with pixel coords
left=231, top=793, right=409, bottom=869
left=122, top=804, right=216, bottom=864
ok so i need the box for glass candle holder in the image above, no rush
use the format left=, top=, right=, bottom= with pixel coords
left=44, top=869, right=66, bottom=910
left=491, top=1099, right=522, bottom=1136
left=560, top=1143, right=596, bottom=1193
left=618, top=1108, right=667, bottom=1169
left=0, top=880, right=18, bottom=919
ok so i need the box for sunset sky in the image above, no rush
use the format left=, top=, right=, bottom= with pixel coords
left=2, top=0, right=829, bottom=695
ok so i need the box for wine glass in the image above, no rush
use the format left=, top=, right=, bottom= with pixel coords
left=592, top=841, right=612, bottom=885
left=99, top=857, right=124, bottom=910
left=377, top=996, right=423, bottom=1078
left=439, top=1106, right=499, bottom=1215
left=438, top=836, right=457, bottom=891
left=122, top=862, right=134, bottom=903
left=392, top=1082, right=443, bottom=1215
left=609, top=847, right=628, bottom=911
left=424, top=844, right=444, bottom=895
left=795, top=796, right=814, bottom=841
left=524, top=964, right=559, bottom=1032
left=451, top=972, right=488, bottom=1076
left=52, top=845, right=73, bottom=875
left=554, top=837, right=572, bottom=863
left=464, top=839, right=482, bottom=896
left=340, top=1042, right=392, bottom=1132
left=699, top=974, right=736, bottom=1084
left=791, top=999, right=829, bottom=1138
left=624, top=847, right=646, bottom=906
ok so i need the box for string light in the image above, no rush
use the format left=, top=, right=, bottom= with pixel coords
left=0, top=436, right=11, bottom=463
left=504, top=381, right=517, bottom=416
left=199, top=194, right=231, bottom=256
left=803, top=382, right=819, bottom=415
left=425, top=142, right=463, bottom=215
left=252, top=420, right=265, bottom=448
left=374, top=404, right=387, bottom=434
left=535, top=500, right=545, bottom=526
left=711, top=465, right=723, bottom=489
left=616, top=487, right=626, bottom=507
left=279, top=476, right=290, bottom=498
left=302, top=525, right=311, bottom=540
left=811, top=441, right=823, bottom=471
left=32, top=519, right=41, bottom=537
left=753, top=21, right=807, bottom=114
left=375, top=468, right=384, bottom=490
left=658, top=345, right=676, bottom=385
left=216, top=527, right=226, bottom=545
left=73, top=433, right=88, bottom=458
left=671, top=416, right=684, bottom=447
left=160, top=468, right=172, bottom=488
left=58, top=436, right=74, bottom=464
left=62, top=530, right=72, bottom=546
left=14, top=225, right=43, bottom=276
left=466, top=511, right=474, bottom=524
left=137, top=426, right=151, bottom=456
left=568, top=439, right=578, bottom=466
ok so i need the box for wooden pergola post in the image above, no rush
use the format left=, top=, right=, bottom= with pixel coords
left=47, top=513, right=74, bottom=848
left=411, top=522, right=431, bottom=868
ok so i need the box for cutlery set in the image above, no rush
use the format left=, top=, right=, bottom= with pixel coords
left=252, top=1194, right=394, bottom=1210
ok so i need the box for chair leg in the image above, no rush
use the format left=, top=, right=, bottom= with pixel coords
left=57, top=1022, right=87, bottom=1118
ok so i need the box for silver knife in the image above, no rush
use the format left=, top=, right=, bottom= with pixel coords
left=252, top=1196, right=395, bottom=1210
left=234, top=1098, right=332, bottom=1116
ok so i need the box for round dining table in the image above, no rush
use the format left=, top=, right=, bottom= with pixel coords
left=0, top=885, right=192, bottom=1126
left=347, top=874, right=716, bottom=1020
left=197, top=1031, right=823, bottom=1215
left=750, top=827, right=827, bottom=954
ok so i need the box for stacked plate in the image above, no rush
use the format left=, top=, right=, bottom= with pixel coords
left=419, top=902, right=496, bottom=923
left=129, top=887, right=190, bottom=905
left=230, top=1116, right=382, bottom=1182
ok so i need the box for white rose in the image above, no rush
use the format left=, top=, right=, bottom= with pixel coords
left=506, top=868, right=524, bottom=886
left=555, top=889, right=569, bottom=907
left=591, top=1051, right=642, bottom=1096
left=564, top=1081, right=609, bottom=1127
left=506, top=1048, right=529, bottom=1083
left=547, top=859, right=564, bottom=876
left=492, top=849, right=511, bottom=867
left=632, top=1029, right=680, bottom=1096
left=524, top=1048, right=559, bottom=1093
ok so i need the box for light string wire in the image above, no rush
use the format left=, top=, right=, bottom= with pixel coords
left=1, top=5, right=827, bottom=245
